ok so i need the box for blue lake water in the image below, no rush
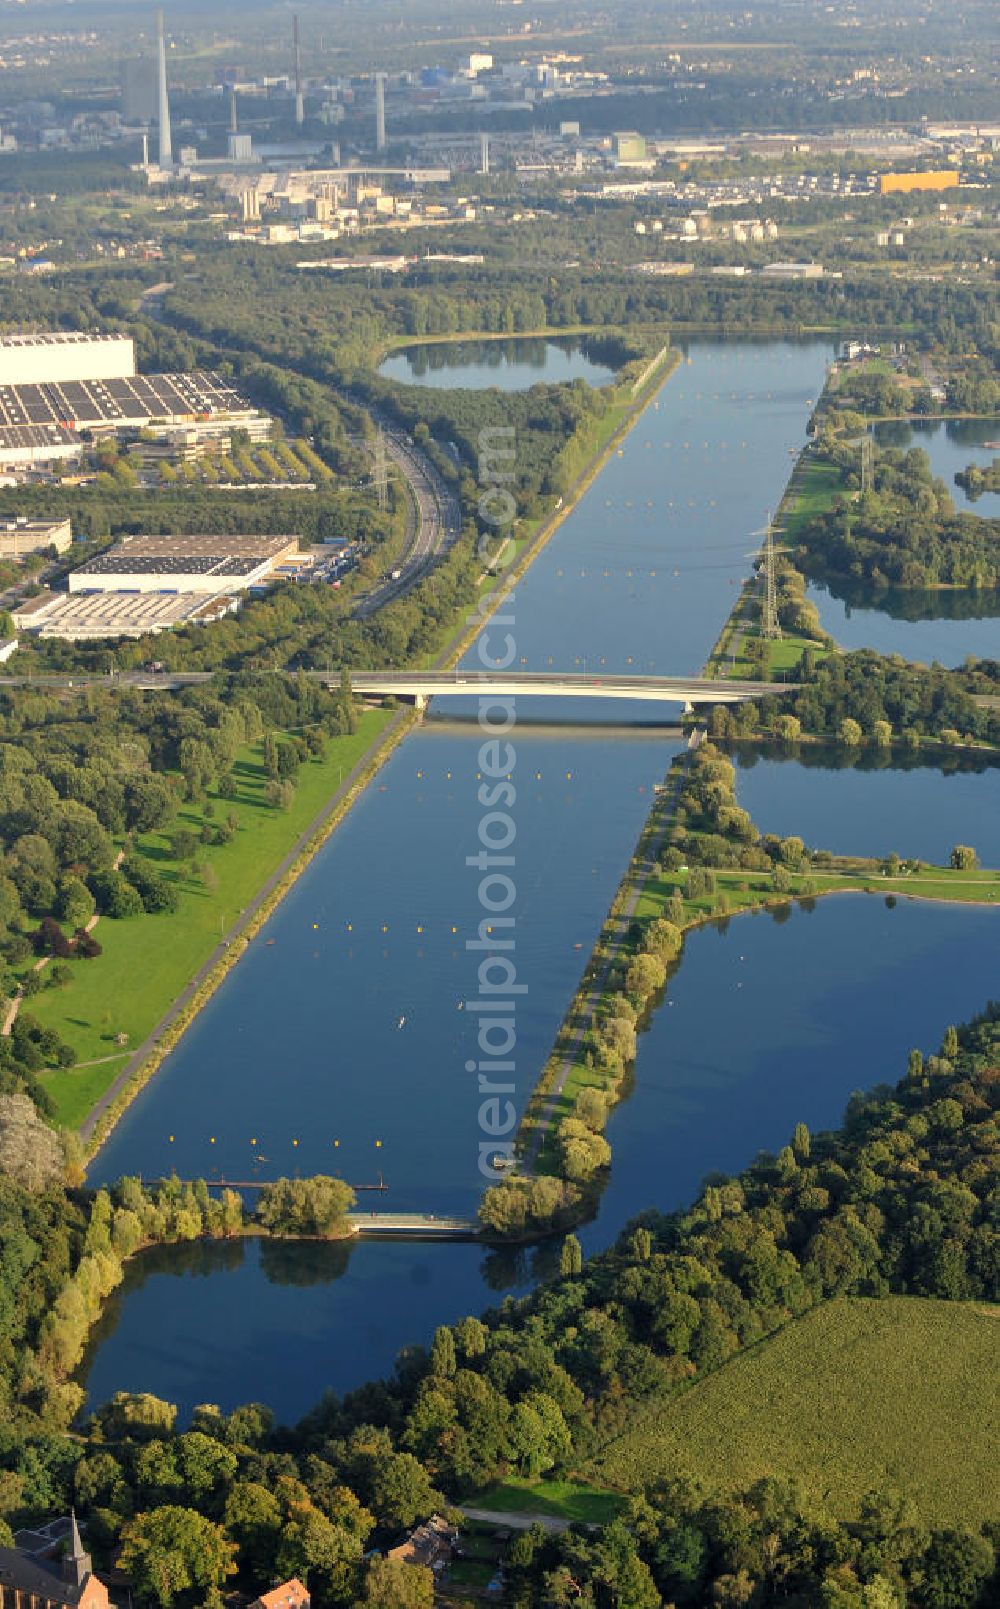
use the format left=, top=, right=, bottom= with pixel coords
left=94, top=337, right=833, bottom=1194
left=731, top=747, right=1000, bottom=865
left=80, top=337, right=1000, bottom=1421
left=808, top=417, right=1000, bottom=663
left=83, top=894, right=1000, bottom=1423
left=92, top=728, right=682, bottom=1204
left=379, top=336, right=618, bottom=392
left=471, top=339, right=832, bottom=686
left=589, top=896, right=1000, bottom=1250
left=807, top=582, right=1000, bottom=667
left=877, top=415, right=1000, bottom=520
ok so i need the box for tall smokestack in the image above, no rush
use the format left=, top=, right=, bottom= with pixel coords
left=480, top=132, right=490, bottom=175
left=229, top=85, right=238, bottom=133
left=156, top=8, right=172, bottom=169
left=293, top=14, right=304, bottom=128
left=375, top=72, right=386, bottom=153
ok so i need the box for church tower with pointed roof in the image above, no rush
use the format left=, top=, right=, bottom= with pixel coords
left=63, top=1513, right=91, bottom=1591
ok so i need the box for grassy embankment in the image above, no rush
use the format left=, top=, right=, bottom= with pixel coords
left=587, top=1295, right=1000, bottom=1527
left=704, top=450, right=843, bottom=682
left=26, top=711, right=396, bottom=1130
left=516, top=757, right=686, bottom=1172
left=638, top=852, right=1000, bottom=922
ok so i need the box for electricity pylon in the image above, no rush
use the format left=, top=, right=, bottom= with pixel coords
left=762, top=515, right=781, bottom=640
left=860, top=433, right=874, bottom=495
left=749, top=511, right=790, bottom=641
left=373, top=429, right=389, bottom=511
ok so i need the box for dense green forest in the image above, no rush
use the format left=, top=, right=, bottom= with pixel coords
left=0, top=480, right=392, bottom=549
left=790, top=439, right=1000, bottom=592
left=705, top=649, right=1000, bottom=750
left=158, top=251, right=1000, bottom=371
left=0, top=1013, right=997, bottom=1605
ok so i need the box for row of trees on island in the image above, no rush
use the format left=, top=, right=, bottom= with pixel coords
left=708, top=649, right=1000, bottom=751
left=955, top=457, right=1000, bottom=502
left=480, top=729, right=992, bottom=1240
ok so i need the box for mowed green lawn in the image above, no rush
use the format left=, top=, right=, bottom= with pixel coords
left=28, top=711, right=392, bottom=1128
left=588, top=1297, right=1000, bottom=1526
left=467, top=1477, right=625, bottom=1526
left=780, top=454, right=844, bottom=544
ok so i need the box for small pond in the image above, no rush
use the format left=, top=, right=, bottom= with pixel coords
left=378, top=335, right=619, bottom=391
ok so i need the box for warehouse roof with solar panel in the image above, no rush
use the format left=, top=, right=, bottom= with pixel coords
left=0, top=332, right=271, bottom=468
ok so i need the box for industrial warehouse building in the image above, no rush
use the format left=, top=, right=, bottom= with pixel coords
left=14, top=533, right=304, bottom=640
left=68, top=533, right=301, bottom=594
left=0, top=331, right=271, bottom=469
left=11, top=589, right=240, bottom=640
left=0, top=516, right=72, bottom=558
left=0, top=332, right=136, bottom=387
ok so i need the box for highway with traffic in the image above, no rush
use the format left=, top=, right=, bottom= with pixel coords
left=352, top=416, right=463, bottom=618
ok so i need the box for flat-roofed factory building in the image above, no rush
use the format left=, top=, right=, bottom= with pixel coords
left=68, top=533, right=301, bottom=594
left=0, top=332, right=136, bottom=388
left=879, top=169, right=959, bottom=195
left=0, top=517, right=72, bottom=558
left=11, top=589, right=240, bottom=640
left=0, top=332, right=271, bottom=470
left=13, top=533, right=302, bottom=640
left=0, top=370, right=269, bottom=452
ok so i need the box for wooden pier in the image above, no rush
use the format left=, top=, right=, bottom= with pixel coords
left=141, top=1173, right=390, bottom=1193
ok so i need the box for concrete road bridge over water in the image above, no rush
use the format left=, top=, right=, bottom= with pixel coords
left=329, top=670, right=794, bottom=713
left=0, top=669, right=795, bottom=716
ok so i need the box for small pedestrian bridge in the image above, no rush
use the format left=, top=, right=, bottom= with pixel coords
left=348, top=1212, right=480, bottom=1240
left=331, top=671, right=794, bottom=711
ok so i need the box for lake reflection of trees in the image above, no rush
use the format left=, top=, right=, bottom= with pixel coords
left=816, top=575, right=1000, bottom=625
left=117, top=1234, right=359, bottom=1296
left=258, top=1237, right=353, bottom=1287
left=407, top=338, right=557, bottom=377
left=875, top=418, right=1000, bottom=452
left=730, top=740, right=999, bottom=779
left=394, top=336, right=618, bottom=385
left=944, top=416, right=1000, bottom=449
left=124, top=1238, right=246, bottom=1289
